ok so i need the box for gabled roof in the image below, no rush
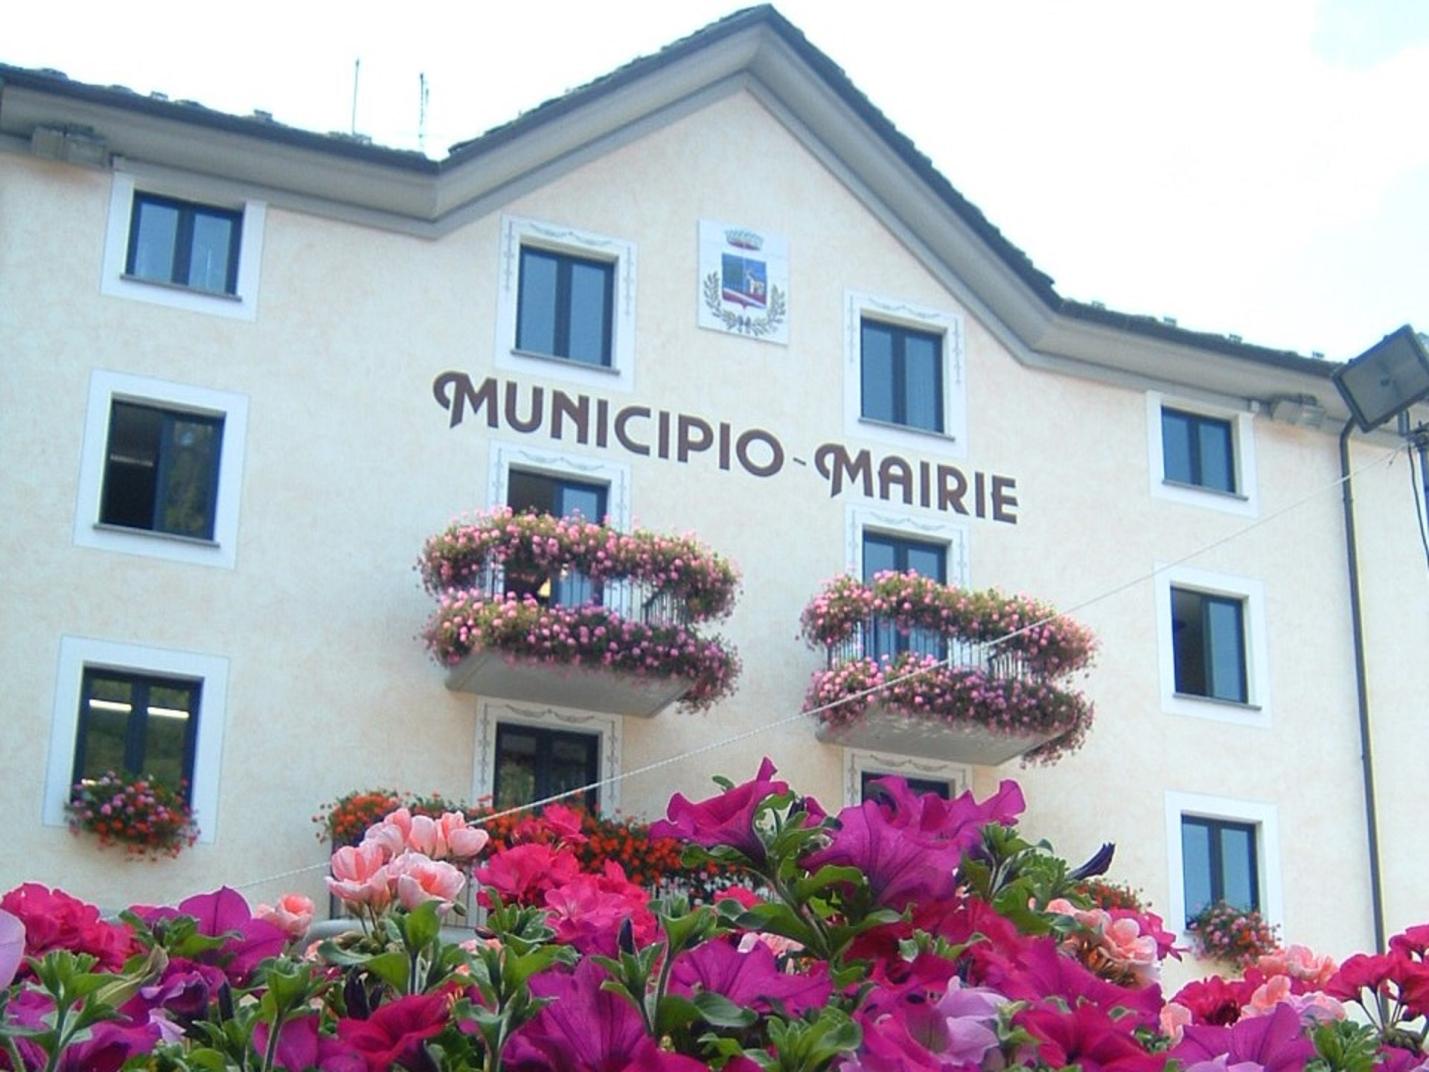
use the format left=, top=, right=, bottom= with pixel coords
left=1, top=6, right=1364, bottom=413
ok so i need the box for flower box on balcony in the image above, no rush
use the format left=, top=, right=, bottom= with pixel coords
left=813, top=702, right=1061, bottom=766
left=445, top=649, right=693, bottom=718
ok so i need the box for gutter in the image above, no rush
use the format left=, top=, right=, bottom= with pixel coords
left=1339, top=420, right=1387, bottom=952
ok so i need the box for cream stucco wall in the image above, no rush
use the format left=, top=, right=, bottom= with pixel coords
left=2, top=89, right=1424, bottom=979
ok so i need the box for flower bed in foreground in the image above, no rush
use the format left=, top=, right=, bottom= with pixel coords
left=3, top=764, right=1426, bottom=1072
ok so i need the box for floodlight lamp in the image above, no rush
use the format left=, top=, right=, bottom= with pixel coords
left=1332, top=325, right=1429, bottom=433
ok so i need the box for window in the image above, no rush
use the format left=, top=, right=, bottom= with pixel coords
left=861, top=319, right=943, bottom=433
left=100, top=401, right=223, bottom=540
left=1170, top=587, right=1248, bottom=703
left=495, top=217, right=637, bottom=392
left=101, top=173, right=266, bottom=319
left=507, top=470, right=608, bottom=605
left=840, top=749, right=968, bottom=806
left=1162, top=408, right=1236, bottom=494
left=861, top=771, right=950, bottom=801
left=1180, top=815, right=1259, bottom=924
left=45, top=637, right=229, bottom=842
left=1155, top=565, right=1270, bottom=724
left=1146, top=394, right=1258, bottom=517
left=126, top=193, right=242, bottom=295
left=72, top=669, right=199, bottom=800
left=75, top=371, right=249, bottom=568
left=863, top=531, right=946, bottom=660
left=492, top=723, right=599, bottom=812
left=517, top=248, right=614, bottom=366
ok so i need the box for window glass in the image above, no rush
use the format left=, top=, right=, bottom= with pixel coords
left=1161, top=410, right=1195, bottom=485
left=902, top=332, right=942, bottom=432
left=1181, top=818, right=1214, bottom=920
left=1219, top=824, right=1257, bottom=910
left=516, top=250, right=559, bottom=356
left=493, top=726, right=539, bottom=811
left=860, top=772, right=951, bottom=801
left=506, top=471, right=608, bottom=605
left=1172, top=588, right=1247, bottom=703
left=74, top=670, right=198, bottom=800
left=1198, top=420, right=1236, bottom=493
left=188, top=213, right=235, bottom=293
left=860, top=319, right=943, bottom=433
left=493, top=724, right=598, bottom=812
left=1205, top=598, right=1247, bottom=703
left=860, top=323, right=895, bottom=424
left=100, top=401, right=223, bottom=540
left=863, top=533, right=947, bottom=659
left=1161, top=408, right=1236, bottom=493
left=143, top=684, right=196, bottom=790
left=130, top=200, right=179, bottom=282
left=567, top=260, right=611, bottom=366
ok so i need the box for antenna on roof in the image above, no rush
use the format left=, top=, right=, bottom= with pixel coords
left=351, top=58, right=361, bottom=136
left=418, top=72, right=429, bottom=153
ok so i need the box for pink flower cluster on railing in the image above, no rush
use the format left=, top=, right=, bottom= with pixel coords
left=420, top=510, right=742, bottom=713
left=801, top=571, right=1097, bottom=764
left=420, top=507, right=741, bottom=620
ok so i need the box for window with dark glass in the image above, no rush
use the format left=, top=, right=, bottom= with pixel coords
left=862, top=532, right=947, bottom=660
left=507, top=470, right=608, bottom=605
left=493, top=724, right=599, bottom=812
left=516, top=247, right=615, bottom=366
left=860, top=319, right=943, bottom=433
left=1171, top=587, right=1248, bottom=703
left=72, top=669, right=200, bottom=799
left=1181, top=815, right=1258, bottom=924
left=1162, top=408, right=1236, bottom=494
left=126, top=193, right=242, bottom=295
left=860, top=771, right=951, bottom=802
left=100, top=401, right=224, bottom=540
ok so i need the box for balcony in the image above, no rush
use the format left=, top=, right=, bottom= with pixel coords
left=421, top=510, right=740, bottom=717
left=801, top=573, right=1097, bottom=766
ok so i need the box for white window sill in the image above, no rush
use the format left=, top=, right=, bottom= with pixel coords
left=120, top=274, right=242, bottom=302
left=1172, top=691, right=1262, bottom=712
left=857, top=416, right=958, bottom=445
left=1161, top=479, right=1249, bottom=502
left=93, top=522, right=220, bottom=549
left=509, top=349, right=620, bottom=375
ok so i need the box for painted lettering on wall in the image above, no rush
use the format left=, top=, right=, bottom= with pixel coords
left=433, top=372, right=1017, bottom=524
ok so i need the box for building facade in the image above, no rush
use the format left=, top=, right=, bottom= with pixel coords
left=2, top=8, right=1425, bottom=984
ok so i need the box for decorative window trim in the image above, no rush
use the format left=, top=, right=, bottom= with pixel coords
left=1164, top=789, right=1282, bottom=943
left=846, top=504, right=970, bottom=587
left=44, top=636, right=229, bottom=844
left=74, top=370, right=249, bottom=569
left=494, top=215, right=637, bottom=393
left=487, top=441, right=632, bottom=530
left=100, top=171, right=266, bottom=320
left=841, top=749, right=970, bottom=807
left=472, top=700, right=622, bottom=813
left=1146, top=392, right=1259, bottom=517
left=844, top=291, right=966, bottom=456
left=1154, top=564, right=1271, bottom=726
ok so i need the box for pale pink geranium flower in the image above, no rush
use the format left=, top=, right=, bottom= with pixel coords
left=1161, top=1001, right=1194, bottom=1044
left=393, top=853, right=466, bottom=911
left=254, top=894, right=315, bottom=940
left=1102, top=917, right=1160, bottom=986
left=1256, top=944, right=1337, bottom=988
left=0, top=908, right=24, bottom=989
left=327, top=843, right=393, bottom=910
left=438, top=812, right=490, bottom=860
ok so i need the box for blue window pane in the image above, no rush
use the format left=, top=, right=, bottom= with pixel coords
left=1206, top=597, right=1247, bottom=702
left=158, top=416, right=222, bottom=539
left=1198, top=420, right=1236, bottom=493
left=1170, top=587, right=1207, bottom=696
left=131, top=200, right=179, bottom=282
left=517, top=250, right=558, bottom=355
left=1219, top=826, right=1257, bottom=910
left=557, top=484, right=604, bottom=523
left=1162, top=410, right=1195, bottom=484
left=861, top=323, right=895, bottom=422
left=903, top=333, right=942, bottom=432
left=862, top=536, right=898, bottom=580
left=904, top=544, right=946, bottom=583
left=1181, top=819, right=1213, bottom=921
left=188, top=213, right=234, bottom=293
left=567, top=261, right=610, bottom=366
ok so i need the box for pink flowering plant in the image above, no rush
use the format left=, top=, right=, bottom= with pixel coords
left=1190, top=900, right=1283, bottom=968
left=801, top=572, right=1097, bottom=763
left=64, top=770, right=199, bottom=858
left=421, top=508, right=742, bottom=713
left=5, top=763, right=1428, bottom=1072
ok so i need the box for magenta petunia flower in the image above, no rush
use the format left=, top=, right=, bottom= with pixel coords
left=671, top=938, right=831, bottom=1016
left=649, top=757, right=788, bottom=864
left=337, top=992, right=448, bottom=1072
left=1172, top=1003, right=1315, bottom=1072
left=802, top=797, right=962, bottom=911
left=1018, top=1002, right=1167, bottom=1072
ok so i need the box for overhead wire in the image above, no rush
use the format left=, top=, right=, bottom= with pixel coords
left=233, top=441, right=1406, bottom=893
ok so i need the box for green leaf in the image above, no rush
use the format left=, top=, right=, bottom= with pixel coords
left=691, top=991, right=758, bottom=1029
left=793, top=865, right=862, bottom=902
left=362, top=951, right=412, bottom=993
left=654, top=994, right=703, bottom=1035
left=400, top=900, right=443, bottom=953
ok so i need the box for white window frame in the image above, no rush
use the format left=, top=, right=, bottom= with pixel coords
left=842, top=748, right=970, bottom=807
left=487, top=441, right=632, bottom=530
left=494, top=215, right=637, bottom=393
left=44, top=636, right=230, bottom=844
left=100, top=171, right=266, bottom=320
left=1147, top=392, right=1259, bottom=517
left=472, top=699, right=622, bottom=813
left=74, top=370, right=249, bottom=569
left=1164, top=789, right=1282, bottom=945
left=847, top=504, right=970, bottom=587
left=844, top=291, right=967, bottom=457
left=1154, top=564, right=1271, bottom=726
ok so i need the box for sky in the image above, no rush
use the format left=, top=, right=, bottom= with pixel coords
left=6, top=1, right=1427, bottom=360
